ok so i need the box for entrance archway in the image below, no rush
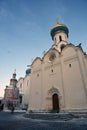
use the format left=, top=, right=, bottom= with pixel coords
left=52, top=94, right=59, bottom=112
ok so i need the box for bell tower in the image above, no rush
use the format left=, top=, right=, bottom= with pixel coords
left=10, top=70, right=17, bottom=87
left=50, top=20, right=69, bottom=52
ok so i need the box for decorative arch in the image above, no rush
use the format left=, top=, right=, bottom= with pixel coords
left=31, top=57, right=42, bottom=66
left=48, top=87, right=61, bottom=97
left=58, top=41, right=68, bottom=52
left=60, top=44, right=66, bottom=51
left=47, top=87, right=62, bottom=112
left=61, top=44, right=76, bottom=55
left=43, top=48, right=60, bottom=63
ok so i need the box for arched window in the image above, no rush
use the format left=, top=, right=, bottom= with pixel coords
left=54, top=37, right=56, bottom=43
left=59, top=36, right=62, bottom=42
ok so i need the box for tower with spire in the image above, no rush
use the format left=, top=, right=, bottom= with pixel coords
left=4, top=70, right=20, bottom=110
left=10, top=70, right=17, bottom=87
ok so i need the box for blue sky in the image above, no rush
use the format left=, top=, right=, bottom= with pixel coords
left=0, top=0, right=87, bottom=97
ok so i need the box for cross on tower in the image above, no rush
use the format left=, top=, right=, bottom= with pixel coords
left=56, top=18, right=59, bottom=24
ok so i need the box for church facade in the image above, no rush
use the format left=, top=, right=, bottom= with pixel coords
left=28, top=22, right=87, bottom=112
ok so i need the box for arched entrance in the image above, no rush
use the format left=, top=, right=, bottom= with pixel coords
left=52, top=94, right=59, bottom=112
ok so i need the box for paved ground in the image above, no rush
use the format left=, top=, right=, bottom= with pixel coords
left=0, top=111, right=87, bottom=130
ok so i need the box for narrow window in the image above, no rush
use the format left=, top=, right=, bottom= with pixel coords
left=55, top=37, right=56, bottom=43
left=59, top=36, right=62, bottom=42
left=69, top=64, right=71, bottom=68
left=37, top=74, right=39, bottom=77
left=51, top=69, right=53, bottom=72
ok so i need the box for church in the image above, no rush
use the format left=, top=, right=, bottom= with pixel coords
left=28, top=21, right=87, bottom=113
left=4, top=71, right=20, bottom=109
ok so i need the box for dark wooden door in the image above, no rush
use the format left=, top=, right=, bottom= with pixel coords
left=52, top=94, right=59, bottom=112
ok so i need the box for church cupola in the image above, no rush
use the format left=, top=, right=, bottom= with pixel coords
left=26, top=68, right=31, bottom=75
left=50, top=20, right=69, bottom=52
left=13, top=69, right=16, bottom=79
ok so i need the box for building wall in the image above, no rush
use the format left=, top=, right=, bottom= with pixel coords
left=22, top=75, right=30, bottom=109
left=17, top=75, right=30, bottom=110
left=29, top=58, right=42, bottom=111
left=4, top=87, right=19, bottom=109
left=62, top=46, right=87, bottom=110
left=17, top=77, right=24, bottom=96
left=29, top=45, right=87, bottom=112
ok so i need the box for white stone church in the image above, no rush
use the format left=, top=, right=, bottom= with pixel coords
left=28, top=22, right=87, bottom=113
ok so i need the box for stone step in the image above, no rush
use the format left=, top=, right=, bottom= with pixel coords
left=69, top=112, right=87, bottom=118
left=25, top=113, right=77, bottom=121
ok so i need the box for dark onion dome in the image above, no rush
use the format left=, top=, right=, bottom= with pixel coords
left=50, top=23, right=69, bottom=40
left=26, top=68, right=31, bottom=75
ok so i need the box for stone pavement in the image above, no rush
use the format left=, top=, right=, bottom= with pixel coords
left=21, top=112, right=87, bottom=130
left=0, top=111, right=87, bottom=130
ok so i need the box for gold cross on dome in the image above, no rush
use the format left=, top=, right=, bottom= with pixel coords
left=56, top=18, right=59, bottom=24
left=14, top=69, right=16, bottom=74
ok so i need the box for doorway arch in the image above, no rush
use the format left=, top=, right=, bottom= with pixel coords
left=52, top=94, right=59, bottom=112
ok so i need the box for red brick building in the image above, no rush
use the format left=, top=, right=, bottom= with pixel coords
left=4, top=71, right=20, bottom=109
